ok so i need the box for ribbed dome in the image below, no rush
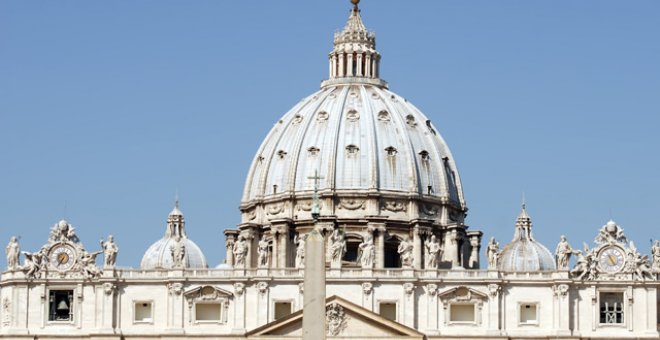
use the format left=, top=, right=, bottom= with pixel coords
left=498, top=205, right=556, bottom=272
left=140, top=237, right=207, bottom=269
left=239, top=3, right=466, bottom=227
left=140, top=202, right=208, bottom=269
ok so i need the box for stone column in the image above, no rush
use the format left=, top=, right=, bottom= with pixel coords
left=99, top=282, right=116, bottom=332
left=338, top=54, right=345, bottom=77
left=402, top=283, right=416, bottom=327
left=240, top=229, right=255, bottom=268
left=413, top=227, right=423, bottom=269
left=368, top=223, right=386, bottom=269
left=224, top=230, right=238, bottom=266
left=424, top=284, right=439, bottom=334
left=467, top=231, right=482, bottom=269
left=302, top=227, right=326, bottom=340
left=347, top=53, right=354, bottom=76
left=232, top=283, right=247, bottom=333
left=487, top=284, right=501, bottom=334
left=356, top=53, right=363, bottom=76
left=331, top=55, right=338, bottom=78
left=552, top=284, right=571, bottom=335
left=365, top=54, right=372, bottom=77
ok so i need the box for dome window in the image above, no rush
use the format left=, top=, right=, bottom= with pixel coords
left=292, top=114, right=303, bottom=125
left=307, top=146, right=320, bottom=156
left=317, top=111, right=329, bottom=122
left=345, top=144, right=360, bottom=157
left=385, top=146, right=398, bottom=157
left=346, top=109, right=360, bottom=122
left=419, top=150, right=430, bottom=161
left=406, top=115, right=417, bottom=127
left=277, top=150, right=287, bottom=159
left=377, top=110, right=390, bottom=122
left=426, top=120, right=437, bottom=135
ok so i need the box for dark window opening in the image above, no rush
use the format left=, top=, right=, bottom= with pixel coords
left=384, top=238, right=401, bottom=268
left=49, top=290, right=73, bottom=321
left=600, top=292, right=624, bottom=324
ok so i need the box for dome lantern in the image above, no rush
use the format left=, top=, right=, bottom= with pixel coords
left=321, top=0, right=387, bottom=88
left=498, top=204, right=556, bottom=272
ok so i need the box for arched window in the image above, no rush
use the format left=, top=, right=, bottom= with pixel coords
left=384, top=236, right=402, bottom=268
left=343, top=234, right=363, bottom=264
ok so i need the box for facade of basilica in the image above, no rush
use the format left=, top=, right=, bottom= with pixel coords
left=2, top=1, right=659, bottom=339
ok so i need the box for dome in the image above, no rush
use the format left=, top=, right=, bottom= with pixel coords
left=498, top=205, right=556, bottom=272
left=140, top=201, right=208, bottom=269
left=240, top=5, right=466, bottom=226
left=140, top=237, right=207, bottom=270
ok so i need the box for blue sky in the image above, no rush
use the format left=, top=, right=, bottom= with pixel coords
left=1, top=1, right=659, bottom=268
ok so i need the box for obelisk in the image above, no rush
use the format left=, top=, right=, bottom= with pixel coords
left=302, top=170, right=326, bottom=340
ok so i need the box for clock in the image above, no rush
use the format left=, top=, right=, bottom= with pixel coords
left=49, top=243, right=77, bottom=271
left=598, top=246, right=625, bottom=273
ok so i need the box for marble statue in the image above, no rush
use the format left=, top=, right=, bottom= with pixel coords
left=555, top=235, right=576, bottom=270
left=170, top=236, right=186, bottom=268
left=424, top=234, right=442, bottom=269
left=571, top=243, right=595, bottom=280
left=294, top=233, right=306, bottom=269
left=49, top=220, right=79, bottom=243
left=397, top=236, right=414, bottom=268
left=80, top=251, right=102, bottom=279
left=328, top=229, right=346, bottom=267
left=652, top=240, right=660, bottom=272
left=6, top=237, right=20, bottom=271
left=21, top=251, right=43, bottom=279
left=100, top=235, right=118, bottom=268
left=358, top=233, right=375, bottom=269
left=233, top=235, right=248, bottom=267
left=486, top=237, right=500, bottom=270
left=257, top=235, right=269, bottom=268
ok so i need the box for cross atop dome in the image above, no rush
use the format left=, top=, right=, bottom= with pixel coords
left=321, top=0, right=387, bottom=88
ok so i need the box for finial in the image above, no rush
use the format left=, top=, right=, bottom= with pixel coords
left=351, top=0, right=360, bottom=11
left=175, top=190, right=180, bottom=209
left=521, top=192, right=526, bottom=211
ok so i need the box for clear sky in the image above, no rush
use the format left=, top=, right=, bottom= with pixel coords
left=1, top=0, right=659, bottom=268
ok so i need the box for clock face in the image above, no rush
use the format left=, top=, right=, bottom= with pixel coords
left=49, top=244, right=77, bottom=271
left=598, top=246, right=625, bottom=273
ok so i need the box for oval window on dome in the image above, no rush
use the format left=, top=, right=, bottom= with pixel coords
left=385, top=146, right=398, bottom=157
left=346, top=109, right=360, bottom=122
left=277, top=150, right=287, bottom=159
left=419, top=150, right=430, bottom=161
left=405, top=115, right=416, bottom=127
left=307, top=146, right=320, bottom=157
left=377, top=110, right=390, bottom=122
left=292, top=114, right=303, bottom=125
left=345, top=144, right=360, bottom=157
left=317, top=111, right=329, bottom=122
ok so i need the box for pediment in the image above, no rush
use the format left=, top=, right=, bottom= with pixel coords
left=438, top=286, right=488, bottom=302
left=183, top=285, right=233, bottom=301
left=247, top=295, right=423, bottom=339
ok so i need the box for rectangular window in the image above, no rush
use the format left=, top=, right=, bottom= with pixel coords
left=274, top=302, right=292, bottom=320
left=600, top=292, right=624, bottom=324
left=134, top=302, right=153, bottom=323
left=379, top=302, right=397, bottom=321
left=48, top=290, right=73, bottom=322
left=450, top=304, right=475, bottom=323
left=195, top=303, right=222, bottom=322
left=519, top=303, right=538, bottom=324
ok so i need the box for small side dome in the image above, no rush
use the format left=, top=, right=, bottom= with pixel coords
left=498, top=205, right=556, bottom=272
left=140, top=200, right=208, bottom=269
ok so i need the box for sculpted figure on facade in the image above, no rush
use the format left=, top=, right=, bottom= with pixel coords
left=424, top=234, right=442, bottom=269
left=100, top=235, right=118, bottom=268
left=257, top=235, right=269, bottom=268
left=170, top=236, right=186, bottom=268
left=21, top=251, right=44, bottom=279
left=6, top=236, right=20, bottom=271
left=595, top=220, right=626, bottom=245
left=80, top=251, right=102, bottom=279
left=486, top=237, right=499, bottom=270
left=627, top=241, right=654, bottom=281
left=326, top=302, right=348, bottom=336
left=398, top=236, right=414, bottom=268
left=651, top=240, right=660, bottom=272
left=357, top=233, right=375, bottom=269
left=555, top=235, right=577, bottom=270
left=49, top=220, right=79, bottom=243
left=328, top=228, right=346, bottom=266
left=233, top=235, right=248, bottom=268
left=294, top=233, right=306, bottom=268
left=571, top=243, right=596, bottom=280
